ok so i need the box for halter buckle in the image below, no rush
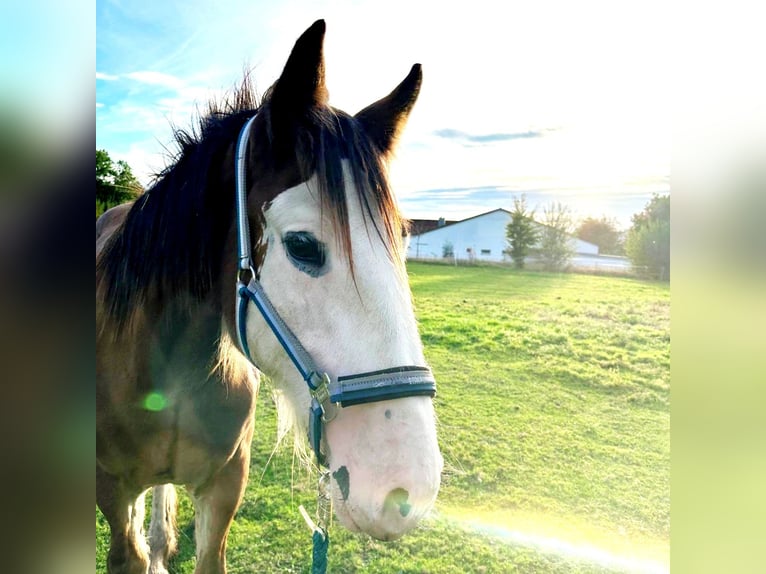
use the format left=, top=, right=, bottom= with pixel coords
left=308, top=373, right=338, bottom=423
left=308, top=372, right=331, bottom=398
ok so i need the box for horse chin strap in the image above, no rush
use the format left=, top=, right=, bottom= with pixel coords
left=233, top=114, right=436, bottom=467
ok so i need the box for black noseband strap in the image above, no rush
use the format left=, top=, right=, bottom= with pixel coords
left=331, top=366, right=436, bottom=407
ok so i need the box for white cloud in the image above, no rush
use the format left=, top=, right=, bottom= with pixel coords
left=96, top=102, right=104, bottom=108
left=96, top=72, right=119, bottom=81
left=112, top=142, right=170, bottom=188
left=125, top=71, right=185, bottom=90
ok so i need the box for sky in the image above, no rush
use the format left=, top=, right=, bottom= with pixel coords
left=96, top=0, right=670, bottom=230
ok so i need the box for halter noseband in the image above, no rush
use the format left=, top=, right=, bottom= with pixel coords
left=233, top=114, right=436, bottom=466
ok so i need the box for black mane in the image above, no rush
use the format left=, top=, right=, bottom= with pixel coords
left=97, top=76, right=403, bottom=334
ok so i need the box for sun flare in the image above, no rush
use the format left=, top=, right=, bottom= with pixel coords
left=439, top=507, right=669, bottom=574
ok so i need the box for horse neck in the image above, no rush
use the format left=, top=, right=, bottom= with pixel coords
left=147, top=295, right=255, bottom=396
left=156, top=297, right=221, bottom=357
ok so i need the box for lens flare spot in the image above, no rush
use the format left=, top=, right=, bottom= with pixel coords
left=143, top=391, right=167, bottom=412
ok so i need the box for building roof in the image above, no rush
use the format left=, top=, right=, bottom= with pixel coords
left=410, top=208, right=511, bottom=236
left=408, top=218, right=458, bottom=236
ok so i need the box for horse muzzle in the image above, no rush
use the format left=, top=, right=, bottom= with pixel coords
left=324, top=396, right=443, bottom=541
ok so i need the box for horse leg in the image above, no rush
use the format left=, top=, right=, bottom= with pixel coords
left=188, top=438, right=252, bottom=574
left=147, top=484, right=178, bottom=574
left=97, top=465, right=150, bottom=574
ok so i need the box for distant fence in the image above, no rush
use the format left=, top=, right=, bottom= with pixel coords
left=566, top=256, right=638, bottom=277
left=407, top=256, right=657, bottom=279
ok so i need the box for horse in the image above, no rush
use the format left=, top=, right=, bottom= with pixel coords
left=96, top=20, right=443, bottom=574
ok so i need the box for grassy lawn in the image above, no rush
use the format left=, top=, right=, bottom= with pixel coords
left=97, top=262, right=670, bottom=573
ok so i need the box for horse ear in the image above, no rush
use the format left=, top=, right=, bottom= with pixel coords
left=355, top=64, right=422, bottom=155
left=269, top=19, right=329, bottom=112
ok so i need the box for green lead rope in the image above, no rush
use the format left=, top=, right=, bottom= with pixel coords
left=300, top=504, right=329, bottom=574
left=311, top=529, right=329, bottom=574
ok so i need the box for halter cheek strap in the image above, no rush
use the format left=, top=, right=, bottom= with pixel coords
left=233, top=113, right=436, bottom=466
left=235, top=114, right=259, bottom=276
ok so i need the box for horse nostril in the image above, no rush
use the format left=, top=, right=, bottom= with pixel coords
left=384, top=488, right=412, bottom=518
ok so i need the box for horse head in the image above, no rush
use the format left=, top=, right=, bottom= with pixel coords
left=234, top=20, right=442, bottom=541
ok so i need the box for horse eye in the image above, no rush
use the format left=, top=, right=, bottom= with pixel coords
left=282, top=231, right=327, bottom=275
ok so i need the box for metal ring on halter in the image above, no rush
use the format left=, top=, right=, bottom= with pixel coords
left=237, top=265, right=257, bottom=284
left=321, top=402, right=338, bottom=423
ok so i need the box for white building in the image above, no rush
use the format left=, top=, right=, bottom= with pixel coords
left=406, top=208, right=599, bottom=263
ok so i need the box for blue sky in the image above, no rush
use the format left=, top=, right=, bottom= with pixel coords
left=97, top=0, right=670, bottom=229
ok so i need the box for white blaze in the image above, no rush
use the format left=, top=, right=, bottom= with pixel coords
left=245, top=161, right=442, bottom=540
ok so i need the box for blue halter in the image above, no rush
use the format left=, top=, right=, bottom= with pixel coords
left=233, top=114, right=436, bottom=466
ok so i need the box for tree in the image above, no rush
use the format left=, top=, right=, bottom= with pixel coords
left=539, top=202, right=575, bottom=271
left=442, top=240, right=454, bottom=259
left=504, top=195, right=539, bottom=269
left=96, top=149, right=143, bottom=218
left=576, top=216, right=623, bottom=255
left=625, top=194, right=670, bottom=280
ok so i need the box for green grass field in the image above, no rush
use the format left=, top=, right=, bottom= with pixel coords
left=97, top=262, right=670, bottom=573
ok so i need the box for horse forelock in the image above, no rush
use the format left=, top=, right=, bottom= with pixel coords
left=272, top=106, right=405, bottom=276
